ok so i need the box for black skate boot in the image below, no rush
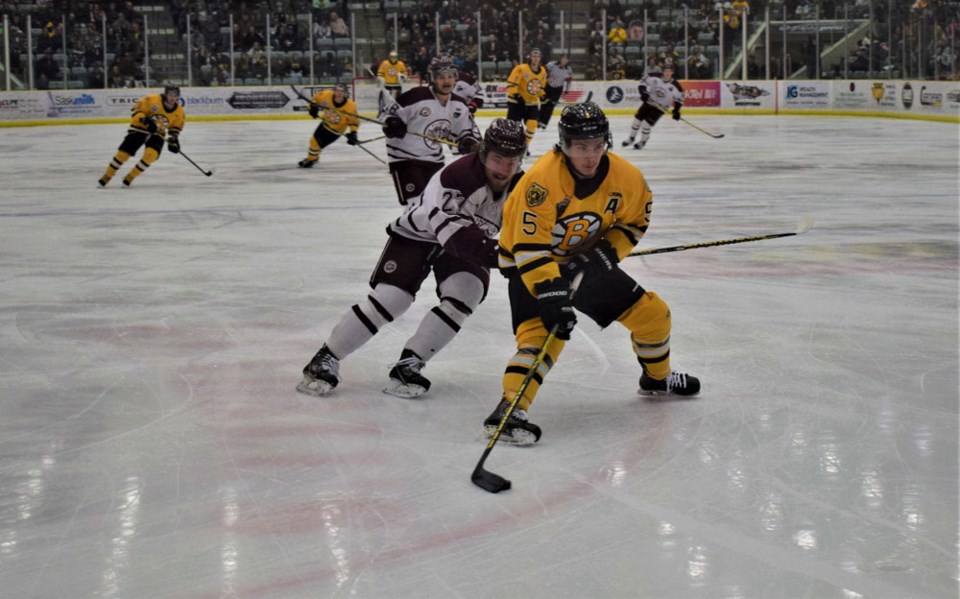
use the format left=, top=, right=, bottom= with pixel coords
left=297, top=345, right=340, bottom=396
left=638, top=371, right=700, bottom=397
left=298, top=158, right=317, bottom=168
left=621, top=137, right=635, bottom=147
left=483, top=398, right=542, bottom=445
left=383, top=349, right=431, bottom=398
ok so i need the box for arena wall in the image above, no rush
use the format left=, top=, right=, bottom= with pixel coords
left=1, top=79, right=957, bottom=126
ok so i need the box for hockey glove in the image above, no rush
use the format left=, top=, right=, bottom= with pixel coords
left=562, top=239, right=619, bottom=280
left=167, top=135, right=180, bottom=154
left=672, top=106, right=682, bottom=121
left=639, top=87, right=649, bottom=102
left=308, top=104, right=320, bottom=119
left=468, top=100, right=480, bottom=114
left=140, top=116, right=158, bottom=134
left=383, top=116, right=407, bottom=138
left=509, top=94, right=525, bottom=107
left=345, top=131, right=359, bottom=145
left=534, top=278, right=577, bottom=341
left=458, top=136, right=480, bottom=154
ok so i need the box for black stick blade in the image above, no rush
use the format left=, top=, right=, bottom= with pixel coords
left=472, top=466, right=511, bottom=493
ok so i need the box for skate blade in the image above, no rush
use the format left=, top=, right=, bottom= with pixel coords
left=483, top=424, right=538, bottom=446
left=296, top=378, right=334, bottom=397
left=382, top=381, right=427, bottom=399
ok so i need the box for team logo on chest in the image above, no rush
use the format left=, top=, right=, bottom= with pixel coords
left=526, top=182, right=548, bottom=207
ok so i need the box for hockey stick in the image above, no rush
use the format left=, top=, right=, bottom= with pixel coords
left=650, top=100, right=725, bottom=139
left=472, top=271, right=585, bottom=494
left=353, top=139, right=387, bottom=165
left=357, top=135, right=386, bottom=145
left=178, top=150, right=213, bottom=176
left=627, top=218, right=813, bottom=257
left=290, top=84, right=457, bottom=147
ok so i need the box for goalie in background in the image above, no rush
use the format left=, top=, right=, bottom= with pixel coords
left=377, top=50, right=408, bottom=99
left=297, top=119, right=528, bottom=399
left=621, top=64, right=685, bottom=150
left=98, top=85, right=184, bottom=187
left=485, top=102, right=700, bottom=445
left=298, top=83, right=360, bottom=168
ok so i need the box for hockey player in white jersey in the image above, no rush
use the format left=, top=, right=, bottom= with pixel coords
left=380, top=54, right=482, bottom=205
left=297, top=119, right=527, bottom=399
left=621, top=65, right=685, bottom=150
left=452, top=70, right=485, bottom=114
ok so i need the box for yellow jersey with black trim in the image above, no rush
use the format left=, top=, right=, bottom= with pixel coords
left=129, top=93, right=185, bottom=138
left=310, top=90, right=360, bottom=135
left=498, top=148, right=653, bottom=294
left=506, top=63, right=547, bottom=104
left=377, top=59, right=407, bottom=85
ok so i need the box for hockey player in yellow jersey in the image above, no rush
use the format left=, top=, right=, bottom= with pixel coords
left=377, top=50, right=408, bottom=99
left=484, top=102, right=700, bottom=445
left=298, top=83, right=360, bottom=168
left=98, top=85, right=185, bottom=187
left=506, top=48, right=547, bottom=154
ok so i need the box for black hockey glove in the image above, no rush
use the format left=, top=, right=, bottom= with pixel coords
left=308, top=104, right=320, bottom=119
left=509, top=94, right=525, bottom=107
left=458, top=136, right=480, bottom=154
left=383, top=116, right=407, bottom=138
left=534, top=278, right=577, bottom=340
left=140, top=116, right=158, bottom=134
left=672, top=105, right=682, bottom=121
left=562, top=239, right=619, bottom=280
left=468, top=100, right=479, bottom=114
left=167, top=135, right=180, bottom=154
left=345, top=131, right=358, bottom=145
left=639, top=87, right=649, bottom=102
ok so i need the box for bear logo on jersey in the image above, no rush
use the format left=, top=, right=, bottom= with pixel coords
left=551, top=212, right=602, bottom=256
left=526, top=182, right=548, bottom=207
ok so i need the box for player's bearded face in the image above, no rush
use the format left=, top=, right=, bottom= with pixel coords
left=483, top=152, right=523, bottom=192
left=563, top=138, right=606, bottom=178
left=163, top=91, right=179, bottom=109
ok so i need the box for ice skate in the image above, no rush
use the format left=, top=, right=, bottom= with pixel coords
left=383, top=349, right=431, bottom=398
left=298, top=158, right=317, bottom=168
left=621, top=137, right=635, bottom=147
left=297, top=345, right=340, bottom=396
left=633, top=140, right=646, bottom=150
left=98, top=175, right=111, bottom=187
left=483, top=399, right=542, bottom=445
left=638, top=371, right=700, bottom=397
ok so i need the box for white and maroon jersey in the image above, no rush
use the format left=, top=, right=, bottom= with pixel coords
left=382, top=86, right=480, bottom=165
left=388, top=152, right=523, bottom=248
left=639, top=74, right=685, bottom=110
left=453, top=72, right=485, bottom=110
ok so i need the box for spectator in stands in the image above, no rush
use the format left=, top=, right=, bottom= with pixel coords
left=687, top=45, right=711, bottom=79
left=242, top=25, right=265, bottom=52
left=35, top=48, right=60, bottom=90
left=329, top=12, right=348, bottom=38
left=314, top=19, right=332, bottom=41
left=88, top=63, right=106, bottom=89
left=608, top=19, right=627, bottom=49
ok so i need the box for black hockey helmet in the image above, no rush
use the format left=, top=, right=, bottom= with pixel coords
left=481, top=118, right=527, bottom=159
left=429, top=54, right=458, bottom=80
left=558, top=101, right=611, bottom=147
left=163, top=84, right=181, bottom=97
left=334, top=82, right=349, bottom=96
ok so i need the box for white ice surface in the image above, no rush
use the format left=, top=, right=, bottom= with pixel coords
left=0, top=114, right=957, bottom=598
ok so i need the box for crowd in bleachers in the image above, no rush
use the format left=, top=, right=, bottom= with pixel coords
left=0, top=0, right=957, bottom=89
left=180, top=0, right=354, bottom=85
